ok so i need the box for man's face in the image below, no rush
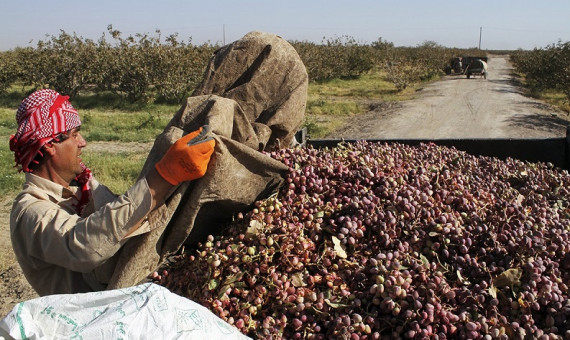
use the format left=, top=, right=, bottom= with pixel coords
left=51, top=127, right=87, bottom=182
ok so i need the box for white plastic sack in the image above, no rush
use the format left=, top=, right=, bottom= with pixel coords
left=0, top=283, right=250, bottom=340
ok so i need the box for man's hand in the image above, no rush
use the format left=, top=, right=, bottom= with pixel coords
left=155, top=126, right=215, bottom=186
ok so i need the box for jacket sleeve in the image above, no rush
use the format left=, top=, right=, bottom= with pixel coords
left=12, top=178, right=153, bottom=272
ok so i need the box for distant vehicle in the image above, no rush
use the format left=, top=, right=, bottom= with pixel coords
left=446, top=56, right=488, bottom=76
left=452, top=57, right=463, bottom=74
left=465, top=59, right=488, bottom=79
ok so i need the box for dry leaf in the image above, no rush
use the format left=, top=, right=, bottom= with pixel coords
left=223, top=272, right=244, bottom=285
left=488, top=284, right=497, bottom=299
left=331, top=236, right=347, bottom=258
left=492, top=268, right=522, bottom=288
left=457, top=270, right=470, bottom=285
left=291, top=272, right=306, bottom=287
left=324, top=299, right=351, bottom=309
left=245, top=219, right=264, bottom=239
left=420, top=254, right=430, bottom=269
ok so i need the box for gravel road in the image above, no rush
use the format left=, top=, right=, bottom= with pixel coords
left=329, top=55, right=569, bottom=139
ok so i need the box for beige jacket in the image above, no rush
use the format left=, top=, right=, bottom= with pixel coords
left=10, top=173, right=153, bottom=296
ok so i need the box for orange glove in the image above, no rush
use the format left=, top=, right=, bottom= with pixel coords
left=155, top=126, right=215, bottom=185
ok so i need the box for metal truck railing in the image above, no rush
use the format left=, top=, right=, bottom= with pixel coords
left=295, top=127, right=570, bottom=170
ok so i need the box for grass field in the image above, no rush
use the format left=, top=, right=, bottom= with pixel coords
left=304, top=69, right=417, bottom=138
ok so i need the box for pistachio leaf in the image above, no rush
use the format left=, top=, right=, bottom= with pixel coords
left=324, top=299, right=351, bottom=309
left=492, top=268, right=522, bottom=288
left=420, top=254, right=430, bottom=270
left=245, top=219, right=264, bottom=239
left=331, top=236, right=347, bottom=258
left=488, top=284, right=497, bottom=299
left=456, top=270, right=470, bottom=285
left=208, top=278, right=220, bottom=290
left=223, top=272, right=244, bottom=285
left=218, top=285, right=230, bottom=300
left=291, top=272, right=306, bottom=287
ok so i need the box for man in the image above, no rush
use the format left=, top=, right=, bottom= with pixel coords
left=9, top=89, right=215, bottom=296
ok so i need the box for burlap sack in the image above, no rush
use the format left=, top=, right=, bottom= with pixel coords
left=106, top=31, right=308, bottom=289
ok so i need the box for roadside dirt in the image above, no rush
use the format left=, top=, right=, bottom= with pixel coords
left=1, top=54, right=568, bottom=320
left=0, top=197, right=38, bottom=319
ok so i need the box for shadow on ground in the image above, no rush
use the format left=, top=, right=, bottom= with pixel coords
left=506, top=111, right=570, bottom=133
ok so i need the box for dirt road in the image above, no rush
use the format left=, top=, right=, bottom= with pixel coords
left=330, top=55, right=569, bottom=139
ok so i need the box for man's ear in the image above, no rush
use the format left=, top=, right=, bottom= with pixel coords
left=42, top=142, right=57, bottom=156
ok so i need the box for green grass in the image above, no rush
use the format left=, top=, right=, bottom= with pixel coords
left=0, top=107, right=18, bottom=135
left=81, top=151, right=147, bottom=194
left=0, top=108, right=24, bottom=195
left=512, top=73, right=570, bottom=115
left=0, top=140, right=25, bottom=196
left=535, top=90, right=570, bottom=114
left=309, top=69, right=400, bottom=99
left=304, top=69, right=420, bottom=138
left=80, top=109, right=173, bottom=142
left=306, top=99, right=361, bottom=116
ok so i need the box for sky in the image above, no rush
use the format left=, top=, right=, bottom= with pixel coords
left=1, top=1, right=569, bottom=52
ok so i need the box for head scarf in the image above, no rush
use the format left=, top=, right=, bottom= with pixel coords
left=9, top=89, right=82, bottom=172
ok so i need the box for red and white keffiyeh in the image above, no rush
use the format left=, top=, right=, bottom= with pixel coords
left=9, top=89, right=82, bottom=172
left=9, top=89, right=93, bottom=215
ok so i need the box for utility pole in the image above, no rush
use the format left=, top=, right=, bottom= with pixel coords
left=223, top=24, right=226, bottom=45
left=478, top=26, right=482, bottom=50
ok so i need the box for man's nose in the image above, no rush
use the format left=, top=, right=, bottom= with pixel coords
left=77, top=133, right=87, bottom=147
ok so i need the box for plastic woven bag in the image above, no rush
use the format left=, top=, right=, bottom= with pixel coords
left=0, top=283, right=250, bottom=340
